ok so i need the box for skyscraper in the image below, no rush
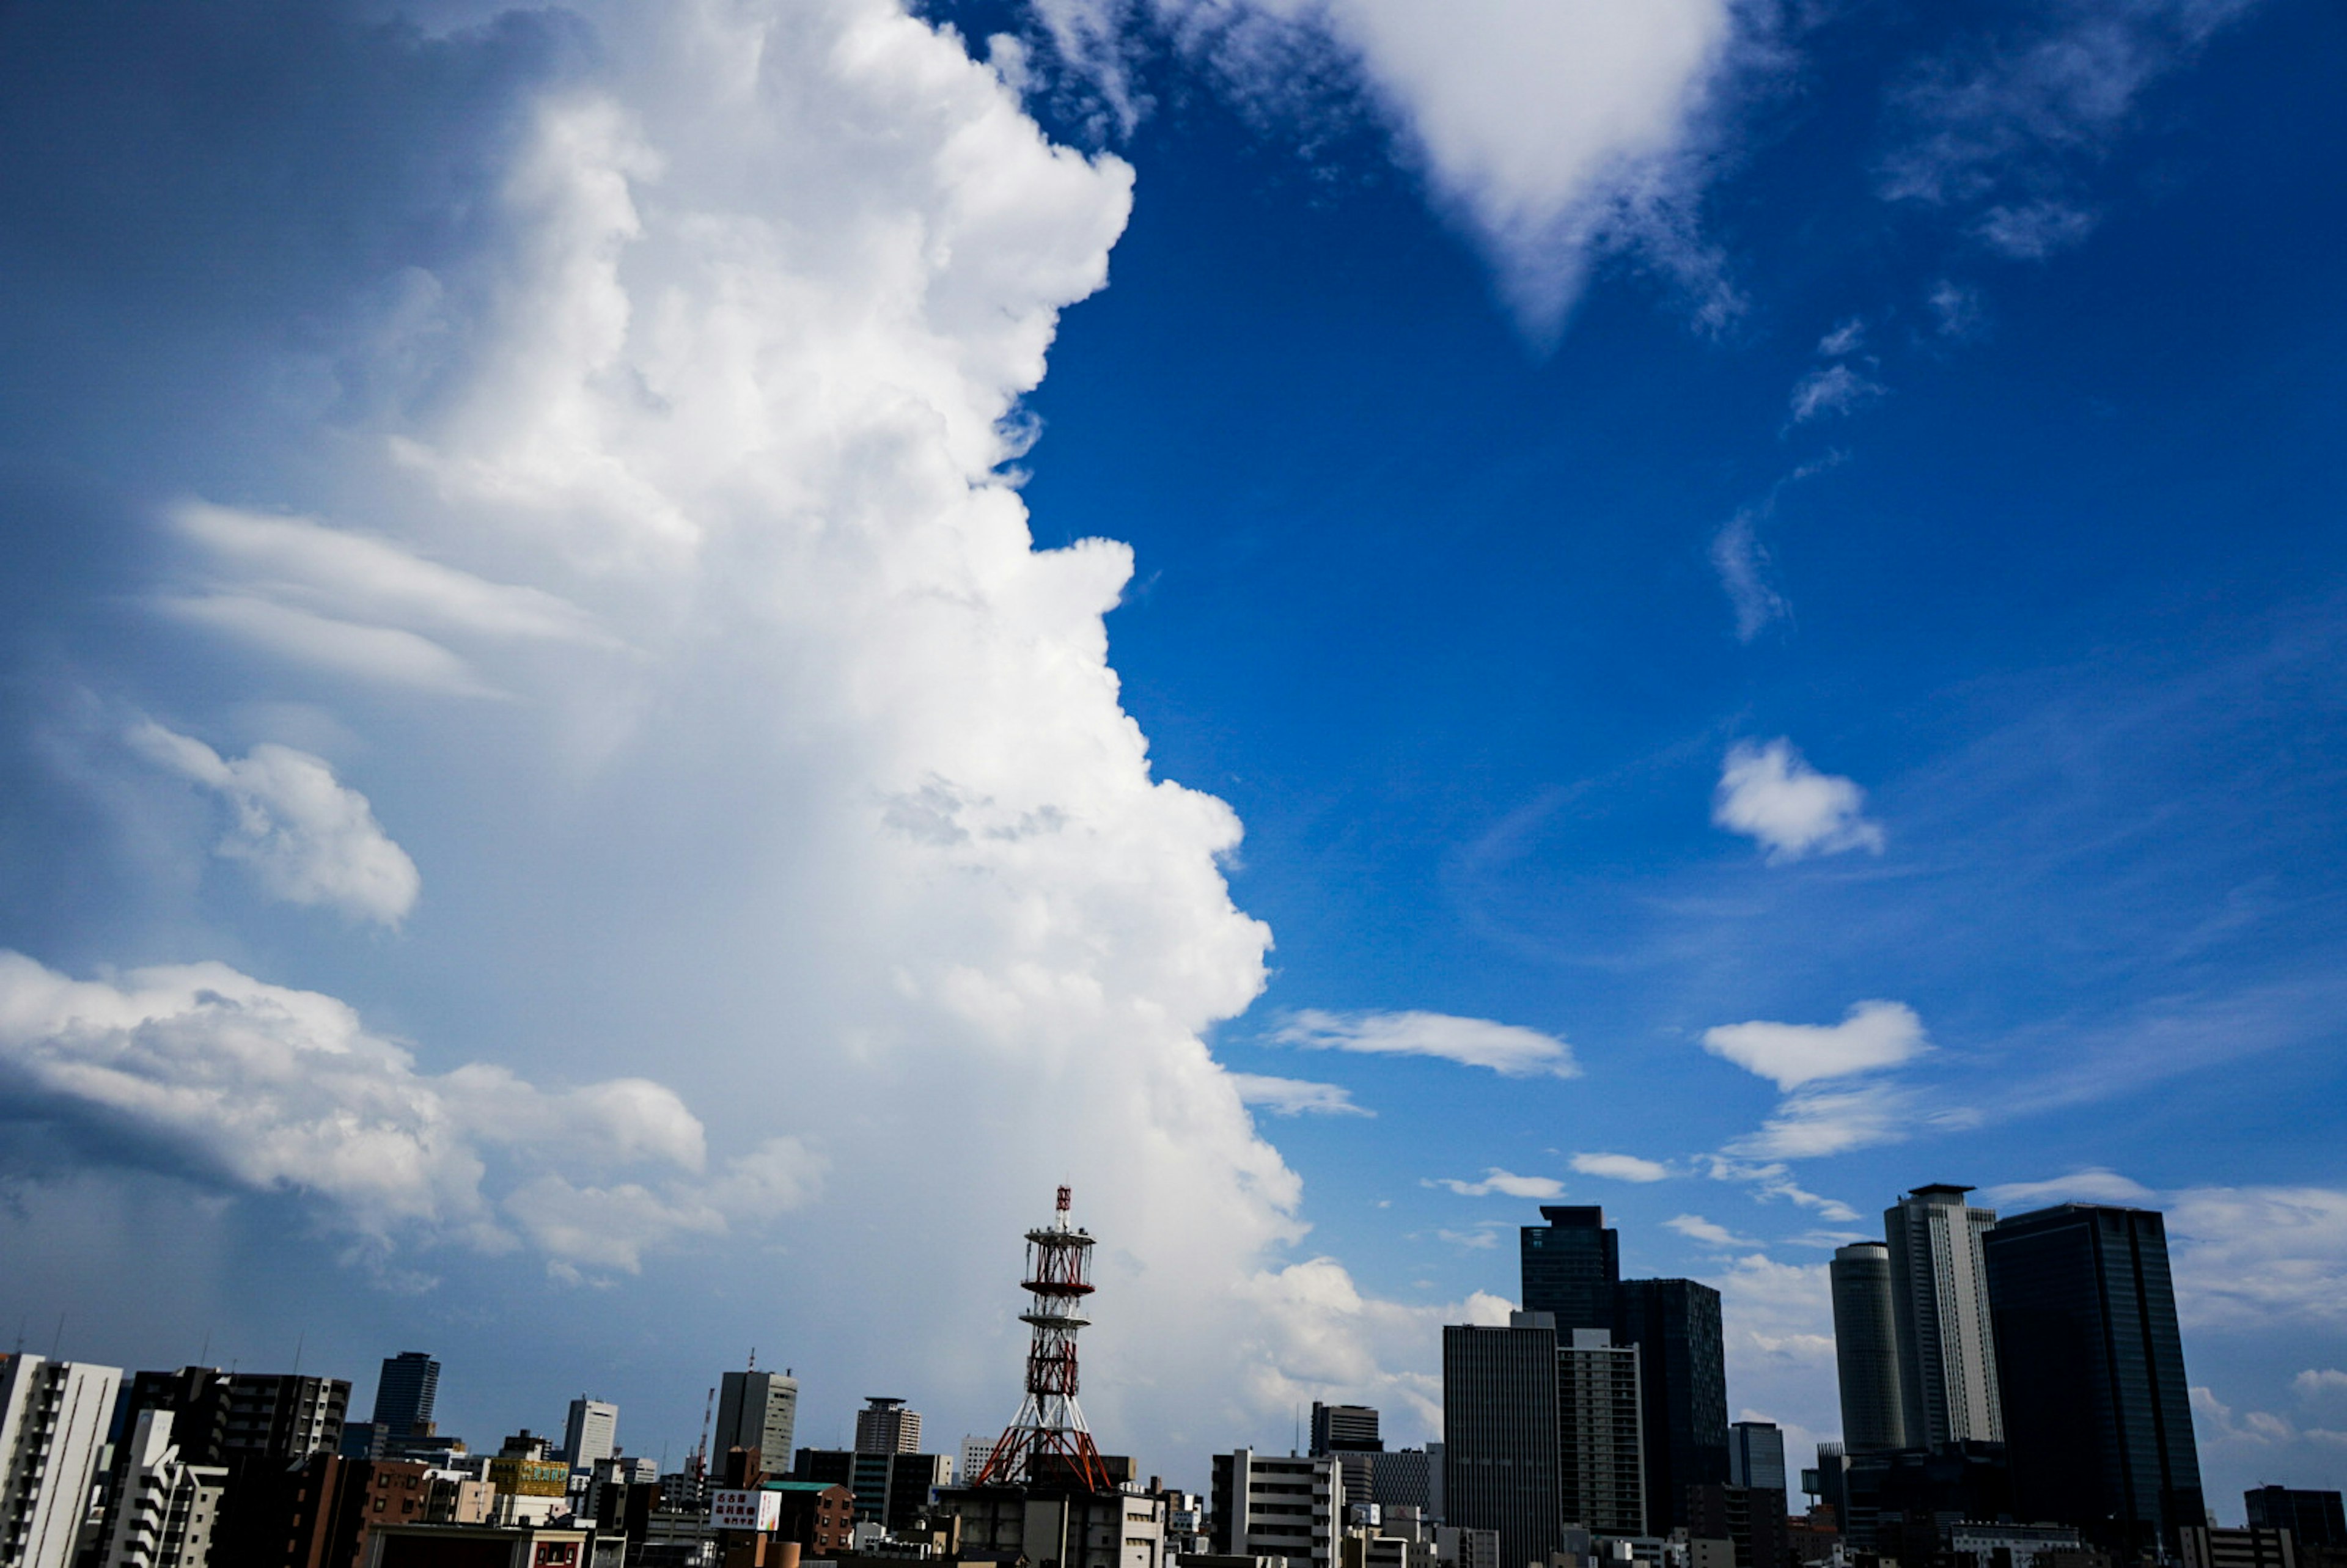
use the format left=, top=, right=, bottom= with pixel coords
left=1983, top=1204, right=2205, bottom=1556
left=1558, top=1329, right=1645, bottom=1536
left=855, top=1398, right=921, bottom=1455
left=1829, top=1242, right=1908, bottom=1454
left=716, top=1368, right=799, bottom=1472
left=371, top=1353, right=440, bottom=1437
left=1727, top=1423, right=1785, bottom=1493
left=563, top=1398, right=618, bottom=1468
left=1884, top=1185, right=2003, bottom=1446
left=1522, top=1207, right=1621, bottom=1333
left=1612, top=1278, right=1728, bottom=1530
left=1444, top=1315, right=1562, bottom=1568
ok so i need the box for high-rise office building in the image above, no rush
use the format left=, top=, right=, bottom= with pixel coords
left=856, top=1397, right=921, bottom=1455
left=1367, top=1449, right=1437, bottom=1515
left=1310, top=1403, right=1383, bottom=1454
left=562, top=1398, right=618, bottom=1468
left=1727, top=1423, right=1785, bottom=1493
left=1558, top=1328, right=1645, bottom=1536
left=1612, top=1278, right=1728, bottom=1530
left=715, top=1368, right=799, bottom=1473
left=2246, top=1489, right=2346, bottom=1552
left=1829, top=1243, right=1908, bottom=1454
left=0, top=1354, right=123, bottom=1568
left=1983, top=1204, right=2205, bottom=1555
left=1884, top=1185, right=2004, bottom=1446
left=1522, top=1207, right=1621, bottom=1333
left=372, top=1352, right=440, bottom=1437
left=1444, top=1314, right=1562, bottom=1568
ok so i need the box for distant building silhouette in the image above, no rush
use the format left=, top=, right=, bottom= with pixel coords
left=2246, top=1488, right=2346, bottom=1553
left=855, top=1397, right=920, bottom=1455
left=715, top=1368, right=798, bottom=1476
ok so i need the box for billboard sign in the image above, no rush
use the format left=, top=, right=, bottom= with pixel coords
left=710, top=1489, right=782, bottom=1532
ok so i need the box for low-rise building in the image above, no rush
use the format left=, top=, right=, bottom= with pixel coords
left=1212, top=1451, right=1342, bottom=1568
left=360, top=1520, right=595, bottom=1567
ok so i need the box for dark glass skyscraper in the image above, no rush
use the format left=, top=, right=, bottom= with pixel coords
left=1829, top=1242, right=1908, bottom=1454
left=1521, top=1206, right=1620, bottom=1333
left=1983, top=1204, right=2205, bottom=1556
left=371, top=1351, right=439, bottom=1435
left=1612, top=1278, right=1728, bottom=1530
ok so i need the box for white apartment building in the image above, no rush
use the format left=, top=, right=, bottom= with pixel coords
left=100, top=1410, right=226, bottom=1568
left=1, top=1354, right=124, bottom=1568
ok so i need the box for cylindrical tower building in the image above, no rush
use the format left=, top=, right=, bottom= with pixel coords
left=1829, top=1241, right=1908, bottom=1454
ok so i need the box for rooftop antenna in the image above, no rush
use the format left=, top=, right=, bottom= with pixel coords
left=292, top=1331, right=305, bottom=1377
left=747, top=1347, right=757, bottom=1372
left=49, top=1311, right=64, bottom=1360
left=199, top=1328, right=211, bottom=1368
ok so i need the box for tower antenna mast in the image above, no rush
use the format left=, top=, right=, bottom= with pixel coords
left=974, top=1185, right=1111, bottom=1491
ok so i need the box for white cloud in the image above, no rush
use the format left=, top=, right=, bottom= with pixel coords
left=2294, top=1369, right=2347, bottom=1402
left=1666, top=1214, right=1749, bottom=1247
left=1711, top=510, right=1791, bottom=643
left=1878, top=1, right=2263, bottom=233
left=1431, top=1168, right=1565, bottom=1200
left=1713, top=738, right=1886, bottom=862
left=1705, top=1157, right=1863, bottom=1223
left=0, top=950, right=814, bottom=1273
left=1928, top=279, right=1985, bottom=338
left=127, top=723, right=421, bottom=926
left=1981, top=1168, right=2156, bottom=1209
left=1572, top=1152, right=1669, bottom=1184
left=1726, top=1081, right=1925, bottom=1160
left=1816, top=319, right=1865, bottom=357
left=1018, top=0, right=1749, bottom=342
left=1274, top=1008, right=1578, bottom=1078
left=1716, top=1251, right=1842, bottom=1440
left=1973, top=200, right=2096, bottom=260
left=1788, top=362, right=1886, bottom=423
left=1230, top=1073, right=1373, bottom=1117
left=1703, top=1000, right=1926, bottom=1091
left=2170, top=1185, right=2347, bottom=1331
left=0, top=0, right=1472, bottom=1445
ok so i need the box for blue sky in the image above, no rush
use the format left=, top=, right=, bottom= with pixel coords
left=1, top=0, right=2343, bottom=1511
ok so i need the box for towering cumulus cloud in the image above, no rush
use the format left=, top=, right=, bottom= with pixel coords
left=0, top=0, right=1428, bottom=1444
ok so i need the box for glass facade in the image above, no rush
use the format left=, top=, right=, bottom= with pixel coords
left=1443, top=1320, right=1562, bottom=1568
left=1612, top=1278, right=1728, bottom=1530
left=1521, top=1207, right=1620, bottom=1333
left=1983, top=1204, right=2205, bottom=1557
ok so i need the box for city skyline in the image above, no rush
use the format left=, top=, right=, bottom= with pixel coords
left=0, top=0, right=2343, bottom=1528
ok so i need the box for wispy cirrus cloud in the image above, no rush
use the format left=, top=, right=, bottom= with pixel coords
left=1274, top=1008, right=1578, bottom=1079
left=1572, top=1151, right=1669, bottom=1183
left=1230, top=1072, right=1373, bottom=1118
left=1430, top=1168, right=1565, bottom=1200
left=1713, top=739, right=1886, bottom=862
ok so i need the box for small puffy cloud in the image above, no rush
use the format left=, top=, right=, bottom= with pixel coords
left=1572, top=1151, right=1669, bottom=1183
left=1274, top=1009, right=1578, bottom=1079
left=1667, top=1214, right=1749, bottom=1247
left=1788, top=362, right=1885, bottom=423
left=1431, top=1168, right=1565, bottom=1200
left=2294, top=1369, right=2347, bottom=1402
left=1982, top=1168, right=2156, bottom=1210
left=129, top=722, right=421, bottom=926
left=1713, top=739, right=1886, bottom=862
left=1974, top=200, right=2095, bottom=260
left=1703, top=1000, right=1927, bottom=1091
left=0, top=950, right=816, bottom=1272
left=1230, top=1072, right=1373, bottom=1118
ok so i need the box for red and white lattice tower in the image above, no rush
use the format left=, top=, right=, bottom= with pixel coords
left=974, top=1186, right=1112, bottom=1492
